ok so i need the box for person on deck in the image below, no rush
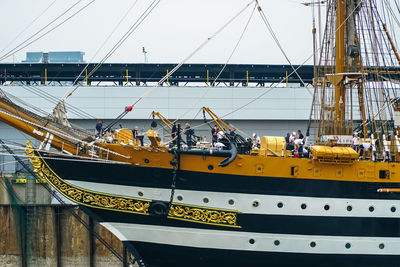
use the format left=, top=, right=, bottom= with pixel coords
left=297, top=130, right=304, bottom=140
left=95, top=120, right=103, bottom=136
left=133, top=126, right=144, bottom=146
left=171, top=122, right=178, bottom=146
left=229, top=128, right=237, bottom=139
left=289, top=132, right=296, bottom=143
left=211, top=125, right=218, bottom=146
left=286, top=139, right=295, bottom=151
left=253, top=133, right=261, bottom=148
left=353, top=133, right=360, bottom=152
left=184, top=123, right=195, bottom=148
left=217, top=128, right=226, bottom=142
left=285, top=133, right=291, bottom=144
left=294, top=136, right=304, bottom=154
left=359, top=142, right=372, bottom=158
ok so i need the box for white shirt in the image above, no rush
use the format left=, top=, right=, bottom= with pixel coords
left=215, top=142, right=225, bottom=148
left=361, top=143, right=371, bottom=150
left=294, top=139, right=303, bottom=145
left=353, top=136, right=359, bottom=145
left=254, top=136, right=261, bottom=144
left=217, top=130, right=225, bottom=140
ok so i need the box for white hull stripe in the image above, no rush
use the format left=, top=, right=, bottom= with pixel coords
left=68, top=180, right=400, bottom=218
left=101, top=222, right=400, bottom=255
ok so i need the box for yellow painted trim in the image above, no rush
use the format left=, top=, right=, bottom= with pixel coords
left=167, top=216, right=242, bottom=228
left=168, top=202, right=241, bottom=228
left=25, top=142, right=152, bottom=215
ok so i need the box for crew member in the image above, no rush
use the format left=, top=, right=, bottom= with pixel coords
left=184, top=123, right=195, bottom=148
left=285, top=133, right=290, bottom=143
left=230, top=128, right=237, bottom=139
left=297, top=130, right=304, bottom=140
left=211, top=125, right=218, bottom=146
left=133, top=126, right=144, bottom=146
left=353, top=133, right=360, bottom=152
left=217, top=128, right=225, bottom=142
left=171, top=122, right=178, bottom=145
left=253, top=133, right=261, bottom=148
left=95, top=120, right=103, bottom=136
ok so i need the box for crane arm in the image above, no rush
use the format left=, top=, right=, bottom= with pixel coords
left=202, top=107, right=231, bottom=133
left=151, top=111, right=174, bottom=130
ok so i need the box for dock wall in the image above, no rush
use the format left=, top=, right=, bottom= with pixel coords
left=0, top=176, right=133, bottom=267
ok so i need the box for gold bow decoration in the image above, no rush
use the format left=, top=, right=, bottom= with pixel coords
left=25, top=141, right=151, bottom=215
left=168, top=203, right=241, bottom=228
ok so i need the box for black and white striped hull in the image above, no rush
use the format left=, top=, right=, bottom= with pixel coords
left=42, top=156, right=400, bottom=266
left=68, top=180, right=400, bottom=267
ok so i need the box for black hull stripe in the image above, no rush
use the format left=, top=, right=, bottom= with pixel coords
left=87, top=207, right=400, bottom=237
left=44, top=156, right=400, bottom=200
left=129, top=241, right=400, bottom=267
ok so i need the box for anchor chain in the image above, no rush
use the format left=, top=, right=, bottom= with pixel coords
left=167, top=149, right=179, bottom=213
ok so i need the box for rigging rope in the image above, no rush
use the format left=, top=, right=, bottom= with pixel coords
left=65, top=0, right=160, bottom=100
left=108, top=0, right=256, bottom=124
left=174, top=2, right=257, bottom=122
left=0, top=0, right=58, bottom=56
left=255, top=1, right=312, bottom=94
left=0, top=0, right=94, bottom=62
left=70, top=0, right=139, bottom=86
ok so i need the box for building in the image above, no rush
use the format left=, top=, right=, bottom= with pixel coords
left=22, top=51, right=85, bottom=63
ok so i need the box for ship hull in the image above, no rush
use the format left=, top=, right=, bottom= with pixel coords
left=37, top=153, right=400, bottom=266
left=128, top=241, right=400, bottom=267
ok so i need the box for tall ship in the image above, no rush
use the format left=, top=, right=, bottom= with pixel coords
left=1, top=0, right=400, bottom=266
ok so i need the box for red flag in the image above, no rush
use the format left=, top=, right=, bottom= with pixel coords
left=125, top=106, right=133, bottom=112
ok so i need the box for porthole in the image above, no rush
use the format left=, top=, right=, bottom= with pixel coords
left=345, top=243, right=351, bottom=249
left=369, top=206, right=374, bottom=212
left=177, top=195, right=183, bottom=201
left=379, top=243, right=385, bottom=249
left=310, top=241, right=316, bottom=248
left=208, top=165, right=214, bottom=171
left=324, top=204, right=330, bottom=211
left=274, top=240, right=280, bottom=246
left=301, top=203, right=307, bottom=210
left=277, top=202, right=283, bottom=208
left=203, top=197, right=209, bottom=203
left=347, top=205, right=352, bottom=211
left=138, top=191, right=144, bottom=197
left=252, top=201, right=259, bottom=207
left=391, top=206, right=396, bottom=213
left=228, top=199, right=235, bottom=205
left=249, top=239, right=255, bottom=244
left=144, top=158, right=150, bottom=163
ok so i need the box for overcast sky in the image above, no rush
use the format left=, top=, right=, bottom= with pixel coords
left=0, top=0, right=324, bottom=65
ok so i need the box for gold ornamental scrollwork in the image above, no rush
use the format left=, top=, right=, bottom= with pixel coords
left=168, top=203, right=241, bottom=228
left=25, top=141, right=151, bottom=215
left=25, top=141, right=241, bottom=228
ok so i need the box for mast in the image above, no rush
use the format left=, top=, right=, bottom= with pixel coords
left=334, top=0, right=346, bottom=134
